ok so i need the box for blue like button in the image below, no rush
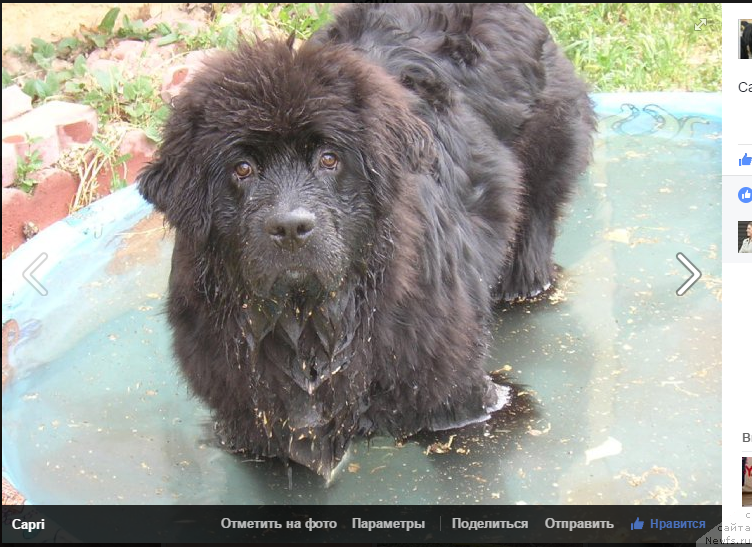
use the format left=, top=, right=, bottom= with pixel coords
left=740, top=187, right=752, bottom=204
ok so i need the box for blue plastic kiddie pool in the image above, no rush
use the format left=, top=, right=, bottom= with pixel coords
left=2, top=93, right=721, bottom=505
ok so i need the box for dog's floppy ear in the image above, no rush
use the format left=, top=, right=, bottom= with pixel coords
left=138, top=95, right=212, bottom=243
left=369, top=99, right=433, bottom=174
left=361, top=68, right=435, bottom=198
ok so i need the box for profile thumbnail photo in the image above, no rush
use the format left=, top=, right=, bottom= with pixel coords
left=744, top=456, right=752, bottom=506
left=742, top=19, right=752, bottom=59
left=739, top=221, right=752, bottom=253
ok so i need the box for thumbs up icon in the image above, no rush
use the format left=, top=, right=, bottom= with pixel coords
left=741, top=153, right=751, bottom=166
left=631, top=517, right=644, bottom=530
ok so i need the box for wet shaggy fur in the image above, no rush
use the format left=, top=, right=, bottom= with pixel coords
left=742, top=21, right=752, bottom=59
left=139, top=3, right=595, bottom=479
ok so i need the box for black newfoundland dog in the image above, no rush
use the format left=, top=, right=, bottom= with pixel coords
left=139, top=3, right=595, bottom=479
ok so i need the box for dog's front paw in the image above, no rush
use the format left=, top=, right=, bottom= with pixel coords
left=502, top=280, right=553, bottom=302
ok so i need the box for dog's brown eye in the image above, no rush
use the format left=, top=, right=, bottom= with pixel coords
left=234, top=161, right=254, bottom=179
left=319, top=152, right=339, bottom=170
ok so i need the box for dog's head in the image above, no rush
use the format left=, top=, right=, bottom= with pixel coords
left=139, top=39, right=432, bottom=300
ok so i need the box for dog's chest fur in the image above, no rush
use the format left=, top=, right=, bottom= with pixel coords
left=240, top=288, right=363, bottom=397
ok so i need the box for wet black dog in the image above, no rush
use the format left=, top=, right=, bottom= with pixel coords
left=139, top=3, right=594, bottom=479
left=742, top=21, right=751, bottom=59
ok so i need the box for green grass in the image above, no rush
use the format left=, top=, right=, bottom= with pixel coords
left=247, top=3, right=333, bottom=41
left=528, top=3, right=722, bottom=92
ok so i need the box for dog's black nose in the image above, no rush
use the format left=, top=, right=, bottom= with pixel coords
left=265, top=208, right=316, bottom=251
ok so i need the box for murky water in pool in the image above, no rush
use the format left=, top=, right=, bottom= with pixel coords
left=2, top=94, right=721, bottom=504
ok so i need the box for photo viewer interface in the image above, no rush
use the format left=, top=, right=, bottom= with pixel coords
left=0, top=2, right=749, bottom=544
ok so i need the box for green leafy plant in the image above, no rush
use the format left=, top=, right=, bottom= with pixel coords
left=274, top=3, right=333, bottom=39
left=55, top=37, right=82, bottom=58
left=30, top=37, right=56, bottom=69
left=183, top=23, right=238, bottom=50
left=80, top=8, right=172, bottom=49
left=119, top=15, right=170, bottom=41
left=2, top=67, right=13, bottom=88
left=21, top=72, right=60, bottom=101
left=245, top=3, right=333, bottom=42
left=15, top=139, right=45, bottom=194
left=73, top=65, right=165, bottom=132
left=85, top=7, right=120, bottom=48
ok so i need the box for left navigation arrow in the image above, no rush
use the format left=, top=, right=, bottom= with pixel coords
left=22, top=252, right=49, bottom=296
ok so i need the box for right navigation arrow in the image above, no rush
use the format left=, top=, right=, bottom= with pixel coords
left=676, top=252, right=701, bottom=296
